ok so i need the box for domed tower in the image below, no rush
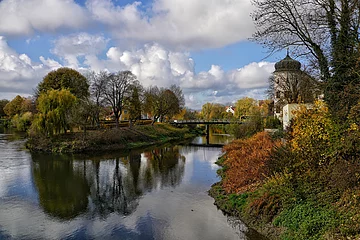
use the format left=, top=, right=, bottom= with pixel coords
left=273, top=53, right=302, bottom=119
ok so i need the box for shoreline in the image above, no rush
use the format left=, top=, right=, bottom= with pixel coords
left=26, top=124, right=200, bottom=154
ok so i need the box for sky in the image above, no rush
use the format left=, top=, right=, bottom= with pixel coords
left=0, top=0, right=287, bottom=109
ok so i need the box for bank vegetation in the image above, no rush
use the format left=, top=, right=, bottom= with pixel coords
left=210, top=101, right=360, bottom=240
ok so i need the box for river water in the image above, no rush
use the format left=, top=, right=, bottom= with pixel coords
left=0, top=129, right=267, bottom=240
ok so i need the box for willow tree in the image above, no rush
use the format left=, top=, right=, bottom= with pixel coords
left=252, top=0, right=360, bottom=120
left=33, top=89, right=76, bottom=136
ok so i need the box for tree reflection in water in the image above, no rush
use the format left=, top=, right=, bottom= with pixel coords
left=31, top=145, right=186, bottom=220
left=32, top=154, right=90, bottom=220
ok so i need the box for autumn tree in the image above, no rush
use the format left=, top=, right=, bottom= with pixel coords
left=0, top=99, right=9, bottom=117
left=101, top=71, right=139, bottom=128
left=234, top=97, right=258, bottom=119
left=174, top=108, right=197, bottom=120
left=37, top=67, right=89, bottom=99
left=252, top=0, right=360, bottom=120
left=33, top=89, right=76, bottom=136
left=201, top=103, right=213, bottom=120
left=4, top=95, right=25, bottom=117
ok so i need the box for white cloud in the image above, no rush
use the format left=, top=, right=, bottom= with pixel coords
left=0, top=0, right=88, bottom=36
left=0, top=36, right=62, bottom=97
left=76, top=42, right=273, bottom=109
left=52, top=33, right=109, bottom=68
left=86, top=0, right=255, bottom=50
left=0, top=33, right=273, bottom=109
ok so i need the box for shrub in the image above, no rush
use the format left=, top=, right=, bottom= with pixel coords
left=264, top=116, right=281, bottom=129
left=230, top=113, right=264, bottom=139
left=221, top=132, right=281, bottom=193
left=273, top=201, right=339, bottom=240
left=289, top=101, right=339, bottom=167
left=10, top=112, right=33, bottom=131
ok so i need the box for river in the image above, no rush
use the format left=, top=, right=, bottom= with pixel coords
left=0, top=128, right=267, bottom=240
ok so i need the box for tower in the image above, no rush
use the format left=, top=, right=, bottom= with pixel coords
left=273, top=53, right=302, bottom=119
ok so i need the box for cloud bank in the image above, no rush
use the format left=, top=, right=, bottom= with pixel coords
left=0, top=0, right=273, bottom=109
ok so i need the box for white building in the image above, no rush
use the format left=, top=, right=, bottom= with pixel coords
left=273, top=53, right=319, bottom=121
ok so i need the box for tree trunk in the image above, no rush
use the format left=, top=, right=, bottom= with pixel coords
left=115, top=117, right=119, bottom=128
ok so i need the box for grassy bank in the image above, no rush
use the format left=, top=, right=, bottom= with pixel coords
left=209, top=103, right=360, bottom=240
left=26, top=124, right=199, bottom=153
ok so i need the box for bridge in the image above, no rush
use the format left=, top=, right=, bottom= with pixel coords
left=170, top=119, right=242, bottom=145
left=170, top=119, right=242, bottom=125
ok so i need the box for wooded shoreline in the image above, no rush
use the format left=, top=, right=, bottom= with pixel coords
left=26, top=124, right=199, bottom=153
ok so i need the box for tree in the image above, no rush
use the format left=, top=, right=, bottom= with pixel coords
left=174, top=108, right=197, bottom=120
left=127, top=84, right=143, bottom=127
left=33, top=89, right=76, bottom=136
left=210, top=103, right=225, bottom=120
left=37, top=67, right=89, bottom=99
left=201, top=103, right=213, bottom=120
left=144, top=85, right=184, bottom=124
left=268, top=71, right=321, bottom=115
left=4, top=95, right=24, bottom=117
left=88, top=71, right=107, bottom=126
left=252, top=0, right=360, bottom=120
left=101, top=71, right=139, bottom=128
left=21, top=97, right=36, bottom=114
left=0, top=99, right=10, bottom=117
left=234, top=97, right=258, bottom=119
left=68, top=98, right=98, bottom=135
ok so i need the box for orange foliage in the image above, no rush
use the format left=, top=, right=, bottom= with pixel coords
left=222, top=132, right=281, bottom=194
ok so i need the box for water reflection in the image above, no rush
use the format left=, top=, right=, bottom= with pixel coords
left=0, top=132, right=267, bottom=240
left=31, top=146, right=186, bottom=220
left=33, top=158, right=90, bottom=219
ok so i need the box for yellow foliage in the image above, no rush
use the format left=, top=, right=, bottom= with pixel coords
left=289, top=101, right=335, bottom=164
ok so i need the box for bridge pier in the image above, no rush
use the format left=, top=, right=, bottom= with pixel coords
left=206, top=124, right=210, bottom=145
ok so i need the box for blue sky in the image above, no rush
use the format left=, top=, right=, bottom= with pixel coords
left=0, top=0, right=287, bottom=109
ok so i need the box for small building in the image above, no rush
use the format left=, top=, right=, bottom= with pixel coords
left=225, top=106, right=235, bottom=115
left=282, top=103, right=313, bottom=130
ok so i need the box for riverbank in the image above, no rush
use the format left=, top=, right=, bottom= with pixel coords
left=26, top=124, right=199, bottom=153
left=209, top=132, right=281, bottom=239
left=209, top=121, right=360, bottom=240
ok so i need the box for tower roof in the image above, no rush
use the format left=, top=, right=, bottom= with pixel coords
left=274, top=53, right=301, bottom=72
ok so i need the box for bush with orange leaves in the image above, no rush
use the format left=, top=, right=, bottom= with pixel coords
left=221, top=131, right=281, bottom=194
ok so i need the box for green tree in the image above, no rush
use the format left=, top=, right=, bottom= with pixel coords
left=37, top=67, right=89, bottom=99
left=0, top=99, right=9, bottom=117
left=201, top=103, right=213, bottom=120
left=4, top=95, right=25, bottom=117
left=127, top=85, right=143, bottom=127
left=33, top=89, right=76, bottom=136
left=144, top=85, right=184, bottom=124
left=235, top=97, right=258, bottom=119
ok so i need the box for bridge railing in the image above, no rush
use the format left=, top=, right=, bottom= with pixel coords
left=171, top=119, right=242, bottom=124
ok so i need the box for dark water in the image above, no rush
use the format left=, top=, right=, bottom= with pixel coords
left=0, top=130, right=267, bottom=240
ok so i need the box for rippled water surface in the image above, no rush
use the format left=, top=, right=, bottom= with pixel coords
left=0, top=129, right=266, bottom=240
